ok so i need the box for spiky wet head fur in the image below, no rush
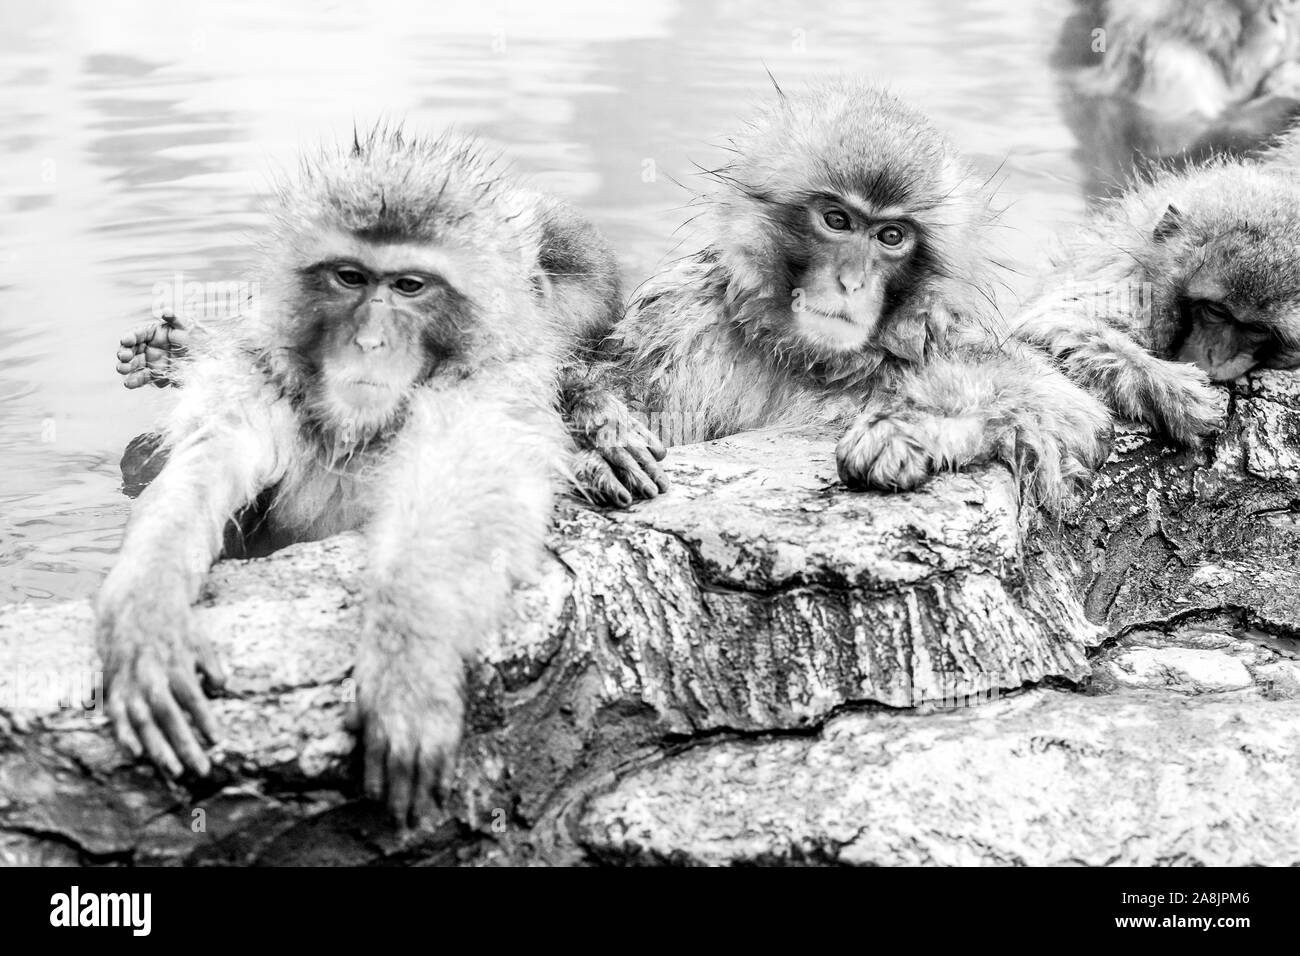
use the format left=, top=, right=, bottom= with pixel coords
left=257, top=127, right=553, bottom=449
left=696, top=79, right=1000, bottom=385
left=1127, top=161, right=1300, bottom=376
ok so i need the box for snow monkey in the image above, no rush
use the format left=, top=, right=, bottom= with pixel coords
left=1069, top=0, right=1300, bottom=121
left=1054, top=0, right=1300, bottom=200
left=1012, top=146, right=1300, bottom=445
left=115, top=178, right=666, bottom=509
left=582, top=79, right=1111, bottom=509
left=96, top=128, right=650, bottom=825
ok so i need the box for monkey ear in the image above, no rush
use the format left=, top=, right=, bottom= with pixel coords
left=1153, top=204, right=1183, bottom=243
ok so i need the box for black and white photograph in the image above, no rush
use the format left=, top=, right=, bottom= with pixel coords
left=0, top=0, right=1295, bottom=912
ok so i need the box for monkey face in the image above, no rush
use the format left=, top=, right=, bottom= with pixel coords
left=1155, top=201, right=1300, bottom=381
left=295, top=251, right=472, bottom=434
left=790, top=199, right=919, bottom=353
left=1174, top=295, right=1276, bottom=381
left=1166, top=236, right=1300, bottom=381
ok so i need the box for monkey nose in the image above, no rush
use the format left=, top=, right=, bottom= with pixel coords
left=838, top=271, right=865, bottom=294
left=354, top=334, right=385, bottom=352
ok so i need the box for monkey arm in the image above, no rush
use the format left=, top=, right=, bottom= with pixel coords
left=96, top=365, right=287, bottom=777
left=836, top=336, right=1112, bottom=511
left=1011, top=285, right=1224, bottom=445
left=351, top=368, right=564, bottom=824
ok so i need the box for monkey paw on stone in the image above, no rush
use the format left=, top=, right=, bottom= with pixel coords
left=350, top=641, right=464, bottom=827
left=1141, top=361, right=1229, bottom=446
left=97, top=591, right=225, bottom=779
left=835, top=415, right=938, bottom=492
left=566, top=385, right=668, bottom=507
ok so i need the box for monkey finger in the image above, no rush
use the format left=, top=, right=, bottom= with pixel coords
left=634, top=422, right=668, bottom=461
left=164, top=327, right=191, bottom=353
left=192, top=636, right=228, bottom=690
left=363, top=724, right=387, bottom=802
left=343, top=702, right=360, bottom=733
left=148, top=686, right=211, bottom=776
left=127, top=698, right=184, bottom=778
left=170, top=670, right=220, bottom=747
left=106, top=697, right=144, bottom=760
left=575, top=453, right=632, bottom=507
left=411, top=752, right=439, bottom=824
left=606, top=447, right=660, bottom=499
left=628, top=443, right=670, bottom=493
left=385, top=750, right=415, bottom=827
left=159, top=310, right=190, bottom=331
left=117, top=353, right=147, bottom=374
left=437, top=751, right=456, bottom=806
left=116, top=346, right=140, bottom=366
left=123, top=370, right=155, bottom=389
left=124, top=322, right=162, bottom=349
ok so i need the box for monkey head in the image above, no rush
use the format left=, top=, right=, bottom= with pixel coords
left=700, top=80, right=997, bottom=373
left=790, top=198, right=923, bottom=351
left=1149, top=170, right=1300, bottom=381
left=288, top=238, right=478, bottom=438
left=256, top=128, right=548, bottom=444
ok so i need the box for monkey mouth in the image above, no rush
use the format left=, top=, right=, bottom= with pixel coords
left=338, top=377, right=398, bottom=392
left=795, top=305, right=874, bottom=352
left=802, top=305, right=854, bottom=323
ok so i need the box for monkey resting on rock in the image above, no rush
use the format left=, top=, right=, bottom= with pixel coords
left=97, top=128, right=658, bottom=825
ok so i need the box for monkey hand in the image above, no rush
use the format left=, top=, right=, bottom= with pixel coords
left=567, top=386, right=668, bottom=507
left=116, top=311, right=192, bottom=388
left=96, top=588, right=225, bottom=778
left=350, top=635, right=465, bottom=827
left=1136, top=361, right=1227, bottom=446
left=836, top=400, right=1109, bottom=509
left=835, top=413, right=944, bottom=493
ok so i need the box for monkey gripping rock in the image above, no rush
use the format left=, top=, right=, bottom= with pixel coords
left=2, top=372, right=1300, bottom=865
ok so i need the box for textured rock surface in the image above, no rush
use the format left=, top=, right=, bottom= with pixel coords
left=2, top=373, right=1299, bottom=866
left=580, top=690, right=1300, bottom=866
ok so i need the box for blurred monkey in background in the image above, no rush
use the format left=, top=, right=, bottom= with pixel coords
left=1055, top=0, right=1300, bottom=201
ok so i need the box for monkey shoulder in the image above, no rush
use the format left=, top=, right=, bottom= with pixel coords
left=159, top=351, right=297, bottom=450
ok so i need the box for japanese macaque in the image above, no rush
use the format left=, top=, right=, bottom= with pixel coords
left=588, top=80, right=1110, bottom=509
left=96, top=128, right=634, bottom=824
left=115, top=215, right=666, bottom=509
left=1076, top=0, right=1300, bottom=113
left=1055, top=0, right=1300, bottom=200
left=1012, top=155, right=1300, bottom=444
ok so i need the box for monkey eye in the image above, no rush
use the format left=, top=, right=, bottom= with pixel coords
left=392, top=276, right=427, bottom=296
left=334, top=268, right=367, bottom=288
left=1197, top=300, right=1235, bottom=323
left=876, top=224, right=909, bottom=247
left=822, top=209, right=853, bottom=232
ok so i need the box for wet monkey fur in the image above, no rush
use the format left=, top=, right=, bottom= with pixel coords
left=590, top=79, right=1110, bottom=508
left=114, top=190, right=666, bottom=511
left=1013, top=144, right=1300, bottom=445
left=95, top=129, right=634, bottom=824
